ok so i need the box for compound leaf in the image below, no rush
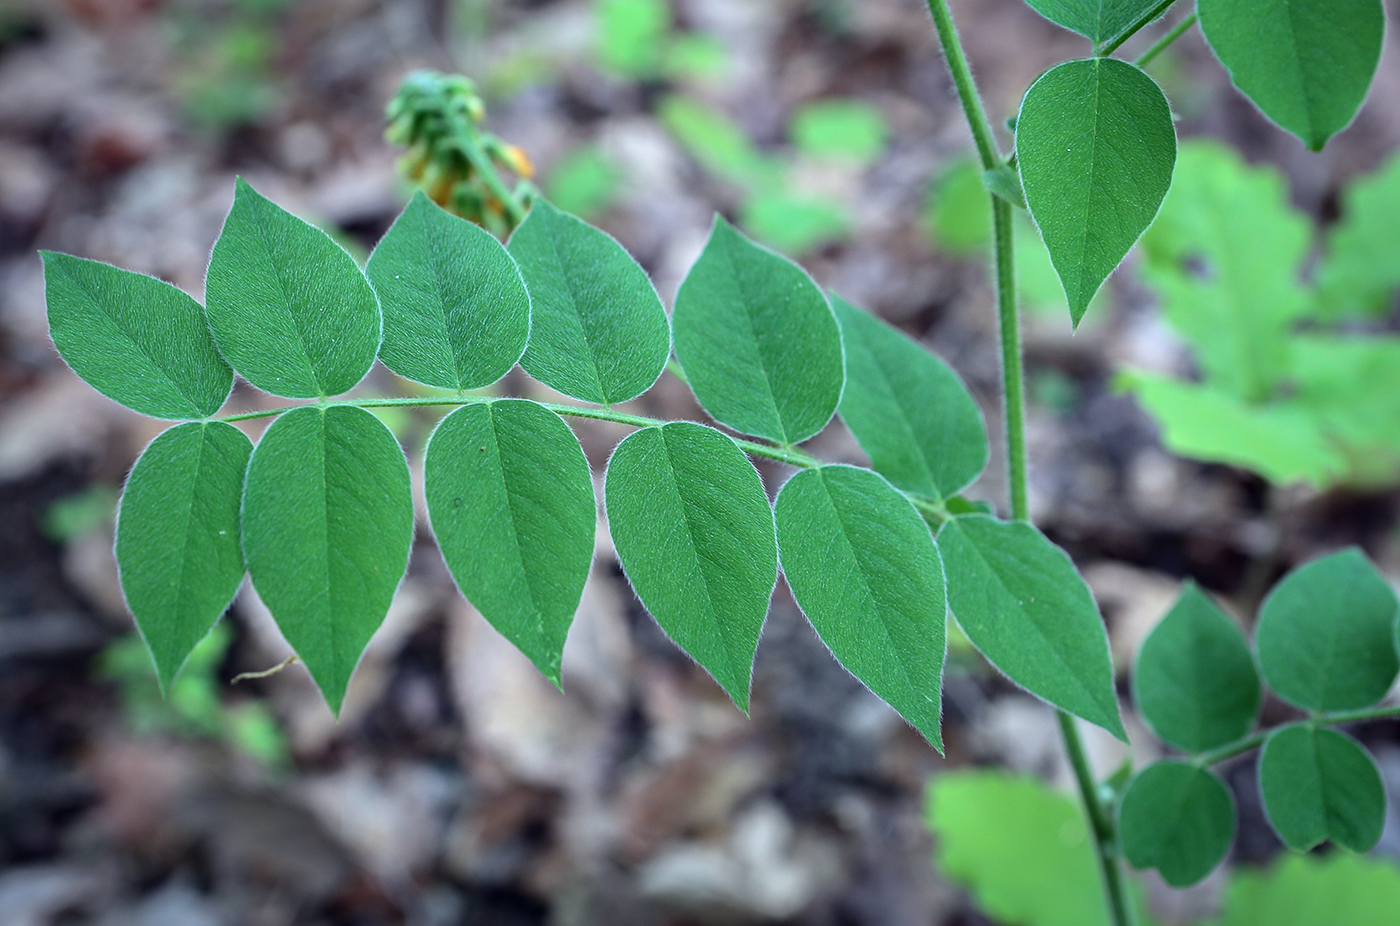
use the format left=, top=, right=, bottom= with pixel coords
left=1133, top=582, right=1260, bottom=753
left=833, top=295, right=986, bottom=500
left=1259, top=724, right=1385, bottom=853
left=605, top=422, right=776, bottom=709
left=673, top=216, right=844, bottom=444
left=507, top=199, right=669, bottom=405
left=366, top=192, right=530, bottom=390
left=1140, top=142, right=1311, bottom=402
left=1017, top=57, right=1175, bottom=327
left=1121, top=761, right=1236, bottom=887
left=205, top=178, right=381, bottom=398
left=775, top=465, right=947, bottom=750
left=1020, top=0, right=1164, bottom=45
left=42, top=252, right=232, bottom=419
left=242, top=405, right=413, bottom=714
left=425, top=400, right=594, bottom=685
left=938, top=515, right=1125, bottom=739
left=1255, top=548, right=1399, bottom=712
left=116, top=421, right=251, bottom=692
left=1198, top=0, right=1384, bottom=150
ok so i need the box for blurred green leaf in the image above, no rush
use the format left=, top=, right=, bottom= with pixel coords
left=1207, top=854, right=1400, bottom=926
left=790, top=100, right=888, bottom=165
left=546, top=147, right=622, bottom=219
left=596, top=0, right=670, bottom=78
left=1315, top=152, right=1400, bottom=319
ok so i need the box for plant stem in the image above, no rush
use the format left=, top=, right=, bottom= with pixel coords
left=1099, top=0, right=1179, bottom=57
left=216, top=394, right=822, bottom=469
left=1135, top=12, right=1197, bottom=68
left=925, top=6, right=1136, bottom=926
left=1192, top=702, right=1400, bottom=768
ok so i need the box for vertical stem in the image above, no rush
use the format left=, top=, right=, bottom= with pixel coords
left=925, top=4, right=1136, bottom=926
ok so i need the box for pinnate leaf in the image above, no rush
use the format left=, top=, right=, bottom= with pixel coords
left=507, top=200, right=669, bottom=405
left=242, top=405, right=413, bottom=713
left=938, top=515, right=1125, bottom=739
left=1259, top=724, right=1385, bottom=852
left=605, top=422, right=776, bottom=708
left=673, top=216, right=844, bottom=443
left=1120, top=761, right=1235, bottom=887
left=116, top=421, right=251, bottom=691
left=775, top=465, right=947, bottom=750
left=205, top=178, right=381, bottom=398
left=1020, top=0, right=1163, bottom=45
left=1199, top=0, right=1384, bottom=150
left=366, top=192, right=530, bottom=390
left=1133, top=582, right=1259, bottom=753
left=42, top=252, right=232, bottom=419
left=425, top=400, right=594, bottom=685
left=1254, top=548, right=1399, bottom=712
left=1017, top=57, right=1175, bottom=327
left=833, top=295, right=986, bottom=500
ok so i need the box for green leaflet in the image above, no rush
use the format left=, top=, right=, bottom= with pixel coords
left=1259, top=725, right=1385, bottom=853
left=938, top=515, right=1125, bottom=740
left=424, top=400, right=594, bottom=685
left=833, top=296, right=986, bottom=500
left=1020, top=0, right=1163, bottom=45
left=115, top=421, right=251, bottom=692
left=1316, top=152, right=1400, bottom=320
left=1199, top=0, right=1384, bottom=150
left=1254, top=548, right=1400, bottom=712
left=205, top=178, right=381, bottom=398
left=1140, top=142, right=1310, bottom=402
left=242, top=405, right=413, bottom=713
left=774, top=465, right=948, bottom=750
left=1017, top=57, right=1175, bottom=327
left=604, top=422, right=776, bottom=709
left=673, top=216, right=844, bottom=443
left=365, top=192, right=530, bottom=390
left=507, top=200, right=669, bottom=405
left=1132, top=582, right=1259, bottom=754
left=1291, top=336, right=1400, bottom=489
left=790, top=100, right=888, bottom=165
left=928, top=772, right=1118, bottom=926
left=1118, top=370, right=1342, bottom=488
left=1209, top=855, right=1400, bottom=926
left=1120, top=761, right=1236, bottom=887
left=42, top=252, right=232, bottom=419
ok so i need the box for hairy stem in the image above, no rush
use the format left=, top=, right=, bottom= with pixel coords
left=1099, top=0, right=1180, bottom=57
left=927, top=5, right=1136, bottom=926
left=1135, top=12, right=1197, bottom=68
left=216, top=394, right=821, bottom=469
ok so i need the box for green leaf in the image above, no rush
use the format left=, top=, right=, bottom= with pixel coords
left=673, top=216, right=845, bottom=443
left=925, top=160, right=992, bottom=256
left=657, top=95, right=775, bottom=187
left=424, top=400, right=594, bottom=685
left=1017, top=57, right=1176, bottom=326
left=1258, top=724, right=1385, bottom=852
left=604, top=422, right=776, bottom=709
left=1198, top=0, right=1384, bottom=150
left=790, top=100, right=887, bottom=165
left=774, top=465, right=948, bottom=750
left=1316, top=153, right=1400, bottom=320
left=365, top=192, right=530, bottom=391
left=1140, top=141, right=1310, bottom=402
left=242, top=405, right=413, bottom=713
left=1132, top=582, right=1259, bottom=753
left=545, top=147, right=622, bottom=220
left=507, top=200, right=670, bottom=405
left=938, top=515, right=1125, bottom=739
left=596, top=0, right=670, bottom=78
left=1255, top=548, right=1400, bottom=712
left=205, top=178, right=381, bottom=398
left=1118, top=370, right=1343, bottom=487
left=1020, top=0, right=1164, bottom=45
left=740, top=189, right=849, bottom=255
left=833, top=296, right=986, bottom=500
left=928, top=772, right=1119, bottom=926
left=115, top=421, right=251, bottom=692
left=1291, top=335, right=1400, bottom=488
left=1120, top=761, right=1235, bottom=887
left=1209, top=854, right=1400, bottom=926
left=42, top=252, right=233, bottom=419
